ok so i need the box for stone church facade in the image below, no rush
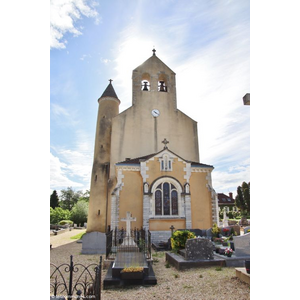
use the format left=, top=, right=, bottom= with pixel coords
left=86, top=50, right=218, bottom=242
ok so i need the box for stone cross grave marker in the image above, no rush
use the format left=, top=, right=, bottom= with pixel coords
left=223, top=208, right=229, bottom=227
left=121, top=211, right=136, bottom=246
left=121, top=211, right=136, bottom=237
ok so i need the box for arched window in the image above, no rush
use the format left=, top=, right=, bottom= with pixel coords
left=154, top=182, right=178, bottom=216
left=159, top=154, right=173, bottom=171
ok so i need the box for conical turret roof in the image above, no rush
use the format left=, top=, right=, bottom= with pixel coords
left=100, top=80, right=119, bottom=99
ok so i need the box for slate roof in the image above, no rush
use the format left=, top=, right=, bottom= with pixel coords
left=100, top=82, right=119, bottom=99
left=218, top=193, right=235, bottom=205
left=116, top=148, right=213, bottom=169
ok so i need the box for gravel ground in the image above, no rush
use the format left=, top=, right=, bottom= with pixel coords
left=50, top=230, right=250, bottom=299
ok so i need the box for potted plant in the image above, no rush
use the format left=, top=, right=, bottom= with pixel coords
left=224, top=248, right=233, bottom=257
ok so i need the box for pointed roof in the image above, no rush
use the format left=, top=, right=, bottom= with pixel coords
left=100, top=79, right=119, bottom=99
left=133, top=49, right=176, bottom=74
left=116, top=147, right=213, bottom=169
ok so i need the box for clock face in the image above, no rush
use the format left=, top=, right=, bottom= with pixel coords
left=152, top=109, right=160, bottom=117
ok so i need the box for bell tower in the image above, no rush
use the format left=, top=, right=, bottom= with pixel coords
left=131, top=48, right=177, bottom=110
left=87, top=80, right=120, bottom=233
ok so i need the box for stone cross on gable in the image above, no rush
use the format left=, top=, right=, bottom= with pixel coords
left=121, top=211, right=136, bottom=237
left=162, top=138, right=169, bottom=149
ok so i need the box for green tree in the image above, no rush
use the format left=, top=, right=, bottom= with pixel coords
left=59, top=187, right=82, bottom=210
left=70, top=200, right=89, bottom=226
left=79, top=190, right=90, bottom=202
left=235, top=182, right=250, bottom=217
left=50, top=207, right=71, bottom=224
left=50, top=190, right=59, bottom=209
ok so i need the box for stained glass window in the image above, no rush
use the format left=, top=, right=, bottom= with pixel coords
left=155, top=190, right=162, bottom=215
left=171, top=190, right=178, bottom=215
left=163, top=183, right=170, bottom=215
left=155, top=181, right=179, bottom=216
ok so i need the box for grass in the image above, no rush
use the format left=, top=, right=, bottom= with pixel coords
left=70, top=231, right=86, bottom=240
left=165, top=262, right=171, bottom=268
left=152, top=251, right=165, bottom=258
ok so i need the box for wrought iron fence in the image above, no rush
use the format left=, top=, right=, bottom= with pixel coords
left=106, top=227, right=152, bottom=260
left=50, top=255, right=102, bottom=300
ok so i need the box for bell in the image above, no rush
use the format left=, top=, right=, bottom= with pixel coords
left=142, top=81, right=149, bottom=91
left=159, top=81, right=165, bottom=91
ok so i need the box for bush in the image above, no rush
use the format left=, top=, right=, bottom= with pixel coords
left=50, top=207, right=71, bottom=224
left=211, top=223, right=221, bottom=237
left=58, top=220, right=73, bottom=226
left=171, top=230, right=196, bottom=250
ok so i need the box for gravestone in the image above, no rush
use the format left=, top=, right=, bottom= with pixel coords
left=185, top=238, right=214, bottom=260
left=81, top=231, right=106, bottom=254
left=233, top=232, right=250, bottom=256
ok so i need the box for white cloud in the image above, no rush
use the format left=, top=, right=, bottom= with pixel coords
left=111, top=1, right=249, bottom=194
left=50, top=152, right=83, bottom=189
left=50, top=129, right=93, bottom=192
left=50, top=0, right=99, bottom=49
left=212, top=162, right=250, bottom=196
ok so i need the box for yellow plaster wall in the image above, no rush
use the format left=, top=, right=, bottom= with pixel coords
left=149, top=219, right=186, bottom=231
left=118, top=171, right=144, bottom=229
left=146, top=158, right=186, bottom=187
left=189, top=172, right=213, bottom=229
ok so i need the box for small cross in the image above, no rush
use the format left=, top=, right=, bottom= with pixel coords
left=152, top=48, right=156, bottom=56
left=162, top=138, right=169, bottom=149
left=109, top=79, right=113, bottom=84
left=121, top=211, right=136, bottom=237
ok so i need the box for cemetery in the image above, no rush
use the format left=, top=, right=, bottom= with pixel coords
left=50, top=219, right=250, bottom=299
left=51, top=210, right=250, bottom=298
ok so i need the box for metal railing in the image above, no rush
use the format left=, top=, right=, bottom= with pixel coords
left=50, top=255, right=102, bottom=300
left=106, top=227, right=151, bottom=260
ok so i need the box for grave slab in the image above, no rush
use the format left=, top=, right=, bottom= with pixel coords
left=112, top=251, right=149, bottom=278
left=166, top=252, right=225, bottom=271
left=103, top=260, right=157, bottom=288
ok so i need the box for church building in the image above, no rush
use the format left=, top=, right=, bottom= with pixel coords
left=85, top=49, right=218, bottom=244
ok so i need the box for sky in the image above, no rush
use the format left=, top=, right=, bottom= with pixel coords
left=3, top=1, right=300, bottom=296
left=50, top=0, right=250, bottom=197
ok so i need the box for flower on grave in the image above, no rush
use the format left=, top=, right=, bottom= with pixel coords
left=121, top=266, right=143, bottom=273
left=224, top=248, right=233, bottom=257
left=223, top=228, right=230, bottom=232
left=213, top=238, right=223, bottom=244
